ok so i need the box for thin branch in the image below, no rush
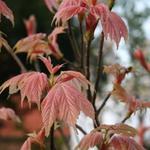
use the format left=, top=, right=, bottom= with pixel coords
left=96, top=92, right=111, bottom=116
left=79, top=20, right=85, bottom=74
left=76, top=124, right=87, bottom=135
left=86, top=36, right=92, bottom=101
left=6, top=45, right=27, bottom=72
left=58, top=128, right=70, bottom=150
left=67, top=21, right=80, bottom=63
left=121, top=112, right=133, bottom=123
left=92, top=32, right=104, bottom=106
left=50, top=124, right=56, bottom=150
left=62, top=57, right=79, bottom=70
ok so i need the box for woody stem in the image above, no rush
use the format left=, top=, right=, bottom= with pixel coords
left=50, top=124, right=56, bottom=150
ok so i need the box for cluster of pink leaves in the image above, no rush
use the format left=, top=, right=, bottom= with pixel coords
left=14, top=15, right=65, bottom=61
left=0, top=57, right=95, bottom=141
left=76, top=123, right=145, bottom=150
left=51, top=0, right=128, bottom=47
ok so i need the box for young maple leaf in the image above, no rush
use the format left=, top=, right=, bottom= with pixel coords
left=48, top=27, right=65, bottom=59
left=20, top=129, right=45, bottom=150
left=0, top=0, right=14, bottom=25
left=56, top=70, right=90, bottom=85
left=39, top=56, right=63, bottom=74
left=14, top=27, right=65, bottom=61
left=96, top=123, right=137, bottom=137
left=0, top=107, right=20, bottom=123
left=53, top=0, right=128, bottom=47
left=103, top=64, right=133, bottom=84
left=77, top=123, right=140, bottom=150
left=134, top=49, right=150, bottom=72
left=107, top=135, right=145, bottom=150
left=41, top=81, right=95, bottom=137
left=0, top=71, right=49, bottom=109
left=76, top=131, right=103, bottom=150
left=24, top=15, right=37, bottom=36
left=112, top=83, right=150, bottom=112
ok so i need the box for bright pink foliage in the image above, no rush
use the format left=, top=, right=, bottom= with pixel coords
left=0, top=0, right=14, bottom=25
left=107, top=135, right=145, bottom=150
left=48, top=27, right=65, bottom=59
left=53, top=0, right=128, bottom=46
left=77, top=131, right=103, bottom=149
left=42, top=81, right=95, bottom=136
left=0, top=72, right=49, bottom=109
left=14, top=26, right=65, bottom=60
left=39, top=56, right=63, bottom=74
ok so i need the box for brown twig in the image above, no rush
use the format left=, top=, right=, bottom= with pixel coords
left=79, top=20, right=85, bottom=74
left=67, top=21, right=80, bottom=63
left=58, top=128, right=70, bottom=150
left=76, top=124, right=87, bottom=135
left=92, top=32, right=104, bottom=106
left=50, top=124, right=56, bottom=150
left=121, top=112, right=133, bottom=123
left=6, top=45, right=27, bottom=72
left=86, top=36, right=93, bottom=101
left=97, top=92, right=111, bottom=116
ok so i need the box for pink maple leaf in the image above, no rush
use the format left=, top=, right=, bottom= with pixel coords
left=53, top=0, right=128, bottom=47
left=76, top=131, right=103, bottom=150
left=48, top=27, right=65, bottom=59
left=39, top=56, right=63, bottom=74
left=14, top=27, right=64, bottom=61
left=107, top=135, right=145, bottom=150
left=0, top=0, right=14, bottom=25
left=0, top=72, right=49, bottom=109
left=41, top=81, right=95, bottom=136
left=0, top=107, right=20, bottom=123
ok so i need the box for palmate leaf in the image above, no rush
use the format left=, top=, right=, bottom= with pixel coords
left=0, top=72, right=49, bottom=109
left=0, top=107, right=20, bottom=123
left=107, top=135, right=145, bottom=150
left=41, top=81, right=95, bottom=136
left=76, top=131, right=103, bottom=150
left=0, top=0, right=14, bottom=25
left=48, top=27, right=65, bottom=59
left=97, top=123, right=137, bottom=137
left=54, top=0, right=128, bottom=47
